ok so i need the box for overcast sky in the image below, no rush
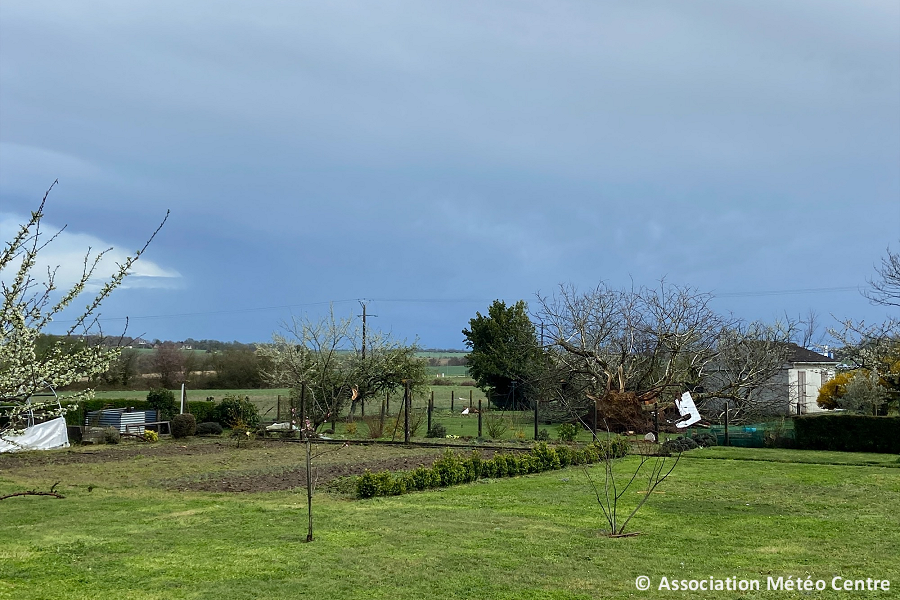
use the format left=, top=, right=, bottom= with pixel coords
left=1, top=0, right=898, bottom=348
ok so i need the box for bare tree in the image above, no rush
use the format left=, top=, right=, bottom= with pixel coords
left=261, top=308, right=428, bottom=430
left=152, top=342, right=186, bottom=389
left=585, top=439, right=680, bottom=537
left=261, top=309, right=355, bottom=432
left=865, top=246, right=900, bottom=307
left=536, top=282, right=800, bottom=427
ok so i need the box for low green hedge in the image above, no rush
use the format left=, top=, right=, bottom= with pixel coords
left=794, top=414, right=900, bottom=453
left=357, top=439, right=629, bottom=498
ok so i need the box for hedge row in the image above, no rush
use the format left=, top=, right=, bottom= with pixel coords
left=357, top=439, right=630, bottom=499
left=64, top=399, right=217, bottom=427
left=794, top=414, right=900, bottom=453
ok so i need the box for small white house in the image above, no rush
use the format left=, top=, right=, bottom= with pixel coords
left=784, top=345, right=839, bottom=415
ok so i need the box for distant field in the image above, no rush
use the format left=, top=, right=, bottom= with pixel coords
left=415, top=350, right=467, bottom=358
left=426, top=365, right=469, bottom=377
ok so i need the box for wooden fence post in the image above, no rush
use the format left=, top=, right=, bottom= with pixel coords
left=724, top=402, right=730, bottom=447
left=403, top=382, right=411, bottom=444
left=478, top=399, right=482, bottom=438
left=428, top=392, right=433, bottom=435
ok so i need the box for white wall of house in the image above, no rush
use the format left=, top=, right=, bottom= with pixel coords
left=787, top=364, right=835, bottom=414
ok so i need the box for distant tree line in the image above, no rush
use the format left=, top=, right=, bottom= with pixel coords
left=36, top=335, right=272, bottom=390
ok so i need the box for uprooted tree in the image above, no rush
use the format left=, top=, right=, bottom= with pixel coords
left=535, top=281, right=806, bottom=429
left=1, top=183, right=167, bottom=442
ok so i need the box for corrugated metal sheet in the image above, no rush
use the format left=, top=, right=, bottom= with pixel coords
left=84, top=409, right=157, bottom=432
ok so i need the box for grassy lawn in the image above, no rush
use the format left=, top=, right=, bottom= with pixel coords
left=1, top=441, right=897, bottom=599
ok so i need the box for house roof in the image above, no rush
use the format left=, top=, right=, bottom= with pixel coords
left=787, top=343, right=838, bottom=364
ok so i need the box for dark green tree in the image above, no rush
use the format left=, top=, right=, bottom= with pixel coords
left=463, top=300, right=544, bottom=410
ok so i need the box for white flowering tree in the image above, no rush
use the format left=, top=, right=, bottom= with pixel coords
left=1, top=183, right=166, bottom=437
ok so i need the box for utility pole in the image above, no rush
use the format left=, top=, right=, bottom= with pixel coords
left=358, top=299, right=377, bottom=362
left=357, top=299, right=377, bottom=417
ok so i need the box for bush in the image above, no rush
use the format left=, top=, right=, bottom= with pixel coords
left=214, top=395, right=260, bottom=429
left=357, top=470, right=378, bottom=498
left=171, top=413, right=197, bottom=438
left=187, top=401, right=217, bottom=425
left=484, top=413, right=509, bottom=439
left=555, top=445, right=575, bottom=467
left=661, top=436, right=698, bottom=453
left=355, top=440, right=631, bottom=499
left=143, top=429, right=159, bottom=442
left=694, top=432, right=717, bottom=448
left=103, top=426, right=120, bottom=444
left=557, top=423, right=578, bottom=442
left=363, top=415, right=385, bottom=439
left=531, top=442, right=560, bottom=471
left=794, top=415, right=900, bottom=453
left=425, top=423, right=446, bottom=438
left=536, top=428, right=550, bottom=441
left=147, top=388, right=178, bottom=419
left=196, top=421, right=223, bottom=436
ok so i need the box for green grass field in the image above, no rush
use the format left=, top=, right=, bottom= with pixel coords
left=1, top=440, right=897, bottom=599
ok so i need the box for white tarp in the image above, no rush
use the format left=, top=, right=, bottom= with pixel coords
left=674, top=392, right=702, bottom=428
left=0, top=417, right=70, bottom=453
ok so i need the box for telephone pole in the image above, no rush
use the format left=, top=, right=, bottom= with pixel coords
left=358, top=299, right=377, bottom=360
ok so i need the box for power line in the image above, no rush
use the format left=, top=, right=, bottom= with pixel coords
left=53, top=286, right=862, bottom=324
left=713, top=286, right=861, bottom=298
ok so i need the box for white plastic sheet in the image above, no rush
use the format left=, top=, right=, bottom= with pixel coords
left=0, top=417, right=70, bottom=453
left=675, top=392, right=702, bottom=428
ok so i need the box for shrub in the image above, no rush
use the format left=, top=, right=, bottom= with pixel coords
left=171, top=414, right=197, bottom=438
left=556, top=445, right=574, bottom=467
left=187, top=401, right=217, bottom=425
left=432, top=450, right=467, bottom=486
left=531, top=442, right=560, bottom=471
left=536, top=428, right=550, bottom=441
left=388, top=410, right=425, bottom=437
left=485, top=413, right=509, bottom=439
left=345, top=421, right=358, bottom=436
left=196, top=421, right=223, bottom=436
left=147, top=388, right=178, bottom=419
left=143, top=429, right=159, bottom=442
left=557, top=423, right=579, bottom=442
left=425, top=423, right=446, bottom=438
left=357, top=470, right=378, bottom=498
left=594, top=437, right=630, bottom=459
left=661, top=436, right=698, bottom=454
left=103, top=426, right=121, bottom=444
left=694, top=432, right=717, bottom=448
left=410, top=466, right=440, bottom=490
left=794, top=414, right=900, bottom=453
left=214, top=395, right=260, bottom=429
left=363, top=415, right=385, bottom=439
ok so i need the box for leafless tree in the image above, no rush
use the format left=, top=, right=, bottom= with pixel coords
left=261, top=309, right=355, bottom=432
left=152, top=342, right=186, bottom=389
left=865, top=246, right=900, bottom=307
left=536, top=282, right=800, bottom=426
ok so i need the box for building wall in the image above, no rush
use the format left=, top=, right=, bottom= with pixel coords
left=787, top=364, right=835, bottom=414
